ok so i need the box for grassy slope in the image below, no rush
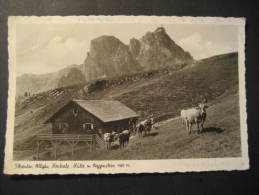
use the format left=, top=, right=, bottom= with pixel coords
left=14, top=84, right=85, bottom=149
left=73, top=93, right=241, bottom=160
left=13, top=52, right=240, bottom=160
left=84, top=52, right=238, bottom=121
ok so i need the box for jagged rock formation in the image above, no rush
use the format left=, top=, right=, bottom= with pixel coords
left=83, top=27, right=193, bottom=80
left=129, top=38, right=141, bottom=58
left=83, top=36, right=141, bottom=81
left=134, top=27, right=193, bottom=70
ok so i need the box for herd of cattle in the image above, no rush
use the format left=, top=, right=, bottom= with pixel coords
left=103, top=102, right=208, bottom=150
left=103, top=117, right=154, bottom=150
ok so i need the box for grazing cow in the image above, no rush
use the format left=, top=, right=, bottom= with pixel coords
left=122, top=130, right=130, bottom=148
left=150, top=116, right=154, bottom=129
left=118, top=130, right=130, bottom=149
left=180, top=103, right=207, bottom=135
left=137, top=118, right=153, bottom=137
left=144, top=119, right=152, bottom=135
left=147, top=116, right=154, bottom=133
left=104, top=130, right=131, bottom=150
left=131, top=119, right=139, bottom=135
left=137, top=120, right=147, bottom=137
left=198, top=103, right=207, bottom=129
left=136, top=123, right=144, bottom=137
left=103, top=133, right=112, bottom=150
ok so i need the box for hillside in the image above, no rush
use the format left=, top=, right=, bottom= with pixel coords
left=61, top=93, right=241, bottom=160
left=13, top=52, right=240, bottom=160
left=16, top=64, right=84, bottom=96
left=82, top=52, right=238, bottom=121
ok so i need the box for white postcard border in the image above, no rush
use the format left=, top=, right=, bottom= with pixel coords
left=4, top=16, right=249, bottom=175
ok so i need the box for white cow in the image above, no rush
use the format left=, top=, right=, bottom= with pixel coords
left=180, top=103, right=207, bottom=135
left=103, top=133, right=112, bottom=150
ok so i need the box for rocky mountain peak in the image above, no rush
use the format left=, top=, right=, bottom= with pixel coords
left=154, top=27, right=166, bottom=33
left=83, top=35, right=141, bottom=81
left=89, top=36, right=122, bottom=58
left=135, top=27, right=193, bottom=70
left=129, top=38, right=141, bottom=58
left=82, top=27, right=193, bottom=80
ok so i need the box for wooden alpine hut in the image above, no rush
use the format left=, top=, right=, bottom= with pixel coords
left=45, top=99, right=139, bottom=135
left=34, top=100, right=138, bottom=159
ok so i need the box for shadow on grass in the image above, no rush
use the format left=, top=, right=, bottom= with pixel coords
left=111, top=144, right=120, bottom=150
left=202, top=127, right=224, bottom=134
left=146, top=132, right=159, bottom=137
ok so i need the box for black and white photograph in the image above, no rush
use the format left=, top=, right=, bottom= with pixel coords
left=4, top=16, right=248, bottom=174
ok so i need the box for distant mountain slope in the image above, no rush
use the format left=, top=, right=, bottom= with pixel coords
left=57, top=67, right=86, bottom=88
left=13, top=52, right=238, bottom=155
left=16, top=64, right=84, bottom=96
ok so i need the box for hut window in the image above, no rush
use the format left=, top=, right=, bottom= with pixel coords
left=57, top=123, right=68, bottom=129
left=83, top=123, right=93, bottom=130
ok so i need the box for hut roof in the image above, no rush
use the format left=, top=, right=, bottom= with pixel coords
left=46, top=99, right=139, bottom=123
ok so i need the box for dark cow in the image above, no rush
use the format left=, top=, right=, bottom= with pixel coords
left=117, top=130, right=130, bottom=149
left=137, top=117, right=153, bottom=137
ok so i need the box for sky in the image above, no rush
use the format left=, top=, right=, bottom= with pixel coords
left=16, top=23, right=238, bottom=76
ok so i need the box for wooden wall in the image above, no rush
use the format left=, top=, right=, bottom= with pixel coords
left=51, top=102, right=138, bottom=135
left=103, top=118, right=138, bottom=133
left=52, top=102, right=103, bottom=134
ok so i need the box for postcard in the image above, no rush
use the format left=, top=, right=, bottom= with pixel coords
left=4, top=16, right=248, bottom=174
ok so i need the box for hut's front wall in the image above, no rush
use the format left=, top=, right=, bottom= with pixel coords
left=103, top=117, right=138, bottom=133
left=52, top=103, right=103, bottom=134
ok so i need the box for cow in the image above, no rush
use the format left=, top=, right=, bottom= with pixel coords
left=122, top=130, right=130, bottom=147
left=136, top=123, right=144, bottom=137
left=117, top=130, right=130, bottom=149
left=150, top=116, right=154, bottom=129
left=103, top=133, right=112, bottom=150
left=144, top=119, right=152, bottom=135
left=137, top=118, right=153, bottom=137
left=129, top=119, right=137, bottom=135
left=180, top=103, right=207, bottom=135
left=136, top=120, right=147, bottom=137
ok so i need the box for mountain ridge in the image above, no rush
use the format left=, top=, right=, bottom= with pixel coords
left=17, top=27, right=193, bottom=96
left=16, top=64, right=83, bottom=96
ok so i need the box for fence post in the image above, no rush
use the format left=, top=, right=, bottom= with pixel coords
left=51, top=141, right=61, bottom=160
left=36, top=140, right=40, bottom=160
left=68, top=141, right=78, bottom=160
